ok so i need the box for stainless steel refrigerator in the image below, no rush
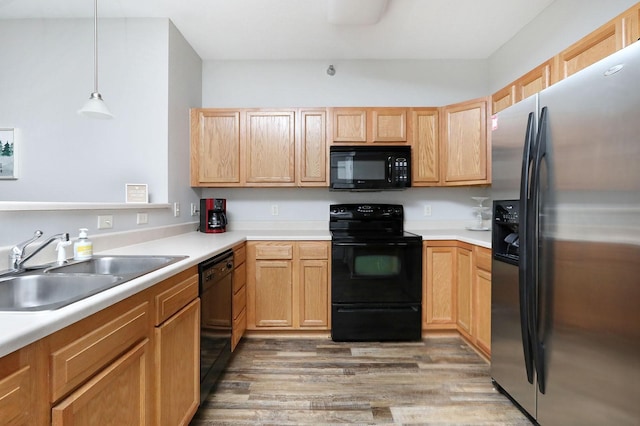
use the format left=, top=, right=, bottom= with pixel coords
left=490, top=41, right=640, bottom=425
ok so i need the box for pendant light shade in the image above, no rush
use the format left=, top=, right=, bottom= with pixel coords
left=78, top=0, right=113, bottom=119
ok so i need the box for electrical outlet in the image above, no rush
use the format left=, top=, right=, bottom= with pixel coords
left=271, top=205, right=279, bottom=216
left=423, top=205, right=432, bottom=216
left=173, top=202, right=180, bottom=217
left=136, top=213, right=148, bottom=225
left=97, top=215, right=113, bottom=229
left=190, top=203, right=198, bottom=217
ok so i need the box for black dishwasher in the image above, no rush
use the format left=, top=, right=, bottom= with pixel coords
left=198, top=249, right=233, bottom=403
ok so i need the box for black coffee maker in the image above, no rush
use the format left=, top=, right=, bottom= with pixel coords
left=200, top=198, right=227, bottom=233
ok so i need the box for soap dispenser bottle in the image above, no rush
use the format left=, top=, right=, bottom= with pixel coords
left=73, top=228, right=93, bottom=261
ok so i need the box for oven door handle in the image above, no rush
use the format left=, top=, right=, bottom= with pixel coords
left=332, top=242, right=410, bottom=247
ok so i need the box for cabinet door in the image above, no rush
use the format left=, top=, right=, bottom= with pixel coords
left=190, top=109, right=241, bottom=186
left=52, top=340, right=150, bottom=426
left=456, top=246, right=473, bottom=337
left=245, top=111, right=296, bottom=184
left=622, top=4, right=640, bottom=47
left=298, top=259, right=329, bottom=328
left=491, top=85, right=516, bottom=115
left=515, top=60, right=553, bottom=102
left=298, top=109, right=327, bottom=186
left=556, top=20, right=623, bottom=80
left=155, top=299, right=200, bottom=426
left=474, top=269, right=492, bottom=357
left=252, top=260, right=293, bottom=327
left=423, top=244, right=457, bottom=329
left=247, top=242, right=295, bottom=328
left=0, top=343, right=45, bottom=426
left=371, top=108, right=407, bottom=142
left=441, top=98, right=489, bottom=185
left=331, top=109, right=367, bottom=142
left=410, top=109, right=440, bottom=185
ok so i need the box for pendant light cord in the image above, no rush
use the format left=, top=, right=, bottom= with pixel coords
left=93, top=0, right=99, bottom=94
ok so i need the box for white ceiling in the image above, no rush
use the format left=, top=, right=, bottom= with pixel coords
left=0, top=0, right=555, bottom=60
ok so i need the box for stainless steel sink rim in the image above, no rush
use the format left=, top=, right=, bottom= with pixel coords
left=0, top=255, right=187, bottom=311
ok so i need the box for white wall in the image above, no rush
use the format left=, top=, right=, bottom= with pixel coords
left=0, top=18, right=202, bottom=248
left=167, top=21, right=203, bottom=218
left=202, top=59, right=489, bottom=107
left=200, top=187, right=491, bottom=229
left=0, top=19, right=168, bottom=202
left=488, top=0, right=638, bottom=92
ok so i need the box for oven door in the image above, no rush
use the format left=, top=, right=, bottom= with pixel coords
left=331, top=239, right=421, bottom=304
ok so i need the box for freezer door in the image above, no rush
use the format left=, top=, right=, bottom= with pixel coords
left=535, top=41, right=640, bottom=425
left=490, top=95, right=537, bottom=201
left=491, top=259, right=536, bottom=417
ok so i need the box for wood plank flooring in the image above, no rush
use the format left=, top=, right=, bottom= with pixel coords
left=190, top=336, right=532, bottom=425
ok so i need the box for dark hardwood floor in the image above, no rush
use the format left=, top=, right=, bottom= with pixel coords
left=190, top=336, right=532, bottom=425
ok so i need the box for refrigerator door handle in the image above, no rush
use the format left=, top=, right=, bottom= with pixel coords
left=530, top=106, right=549, bottom=394
left=519, top=112, right=536, bottom=385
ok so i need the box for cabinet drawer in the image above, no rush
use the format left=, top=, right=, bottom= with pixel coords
left=475, top=247, right=492, bottom=272
left=232, top=307, right=246, bottom=351
left=233, top=243, right=246, bottom=265
left=233, top=261, right=246, bottom=294
left=155, top=274, right=198, bottom=325
left=298, top=242, right=328, bottom=259
left=50, top=302, right=149, bottom=402
left=254, top=243, right=293, bottom=260
left=51, top=339, right=149, bottom=426
left=233, top=284, right=246, bottom=320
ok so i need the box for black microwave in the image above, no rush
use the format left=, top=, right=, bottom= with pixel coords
left=329, top=145, right=411, bottom=191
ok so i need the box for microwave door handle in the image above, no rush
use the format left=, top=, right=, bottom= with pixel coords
left=387, top=156, right=393, bottom=183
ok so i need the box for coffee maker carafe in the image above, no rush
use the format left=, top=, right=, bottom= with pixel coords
left=200, top=198, right=227, bottom=233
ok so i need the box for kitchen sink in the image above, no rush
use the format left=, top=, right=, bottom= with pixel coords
left=0, top=255, right=187, bottom=311
left=0, top=273, right=123, bottom=311
left=45, top=255, right=186, bottom=276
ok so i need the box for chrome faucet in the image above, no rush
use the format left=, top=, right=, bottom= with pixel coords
left=9, top=230, right=70, bottom=271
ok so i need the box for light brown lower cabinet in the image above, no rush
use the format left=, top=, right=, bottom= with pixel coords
left=154, top=299, right=200, bottom=426
left=0, top=341, right=46, bottom=425
left=232, top=242, right=247, bottom=350
left=423, top=241, right=457, bottom=330
left=473, top=246, right=492, bottom=357
left=246, top=241, right=330, bottom=330
left=51, top=339, right=150, bottom=425
left=423, top=241, right=492, bottom=358
left=0, top=266, right=201, bottom=425
left=456, top=243, right=474, bottom=338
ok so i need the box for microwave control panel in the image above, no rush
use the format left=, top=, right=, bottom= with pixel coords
left=393, top=157, right=409, bottom=182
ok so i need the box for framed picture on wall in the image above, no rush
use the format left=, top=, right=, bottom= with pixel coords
left=0, top=128, right=16, bottom=180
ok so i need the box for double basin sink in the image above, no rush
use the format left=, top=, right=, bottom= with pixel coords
left=0, top=255, right=187, bottom=311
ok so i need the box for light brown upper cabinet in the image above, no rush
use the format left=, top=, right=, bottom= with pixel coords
left=245, top=110, right=296, bottom=185
left=190, top=109, right=241, bottom=186
left=516, top=60, right=554, bottom=102
left=410, top=108, right=440, bottom=185
left=330, top=108, right=408, bottom=144
left=491, top=85, right=516, bottom=115
left=556, top=20, right=623, bottom=81
left=440, top=97, right=490, bottom=185
left=622, top=4, right=640, bottom=46
left=493, top=59, right=554, bottom=114
left=191, top=108, right=329, bottom=188
left=297, top=109, right=328, bottom=186
left=492, top=2, right=640, bottom=114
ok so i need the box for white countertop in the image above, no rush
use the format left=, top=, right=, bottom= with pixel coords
left=0, top=228, right=490, bottom=358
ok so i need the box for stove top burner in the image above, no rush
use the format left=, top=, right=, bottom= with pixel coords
left=329, top=203, right=416, bottom=239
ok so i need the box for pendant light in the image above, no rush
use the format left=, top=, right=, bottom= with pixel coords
left=78, top=0, right=113, bottom=119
